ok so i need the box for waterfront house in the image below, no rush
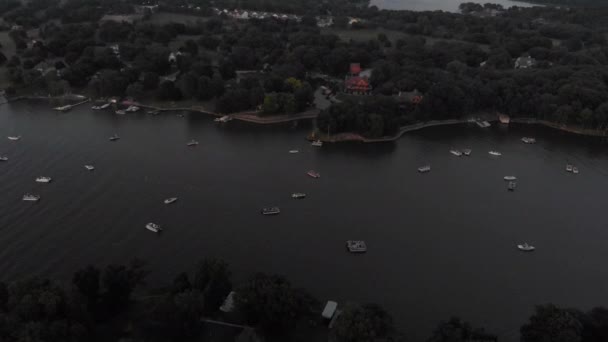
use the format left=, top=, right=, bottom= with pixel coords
left=344, top=63, right=372, bottom=95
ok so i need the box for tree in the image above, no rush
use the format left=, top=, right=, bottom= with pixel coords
left=428, top=317, right=497, bottom=342
left=332, top=303, right=393, bottom=342
left=156, top=81, right=182, bottom=101
left=126, top=82, right=144, bottom=100
left=235, top=273, right=312, bottom=334
left=73, top=265, right=100, bottom=312
left=101, top=260, right=147, bottom=314
left=183, top=39, right=198, bottom=56
left=521, top=304, right=583, bottom=342
left=193, top=259, right=232, bottom=314
left=172, top=273, right=191, bottom=294
left=142, top=72, right=160, bottom=90
left=0, top=52, right=6, bottom=66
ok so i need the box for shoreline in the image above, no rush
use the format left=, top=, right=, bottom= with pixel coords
left=313, top=118, right=608, bottom=144
left=6, top=96, right=608, bottom=140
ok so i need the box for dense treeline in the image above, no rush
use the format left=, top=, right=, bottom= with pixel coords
left=5, top=0, right=608, bottom=136
left=0, top=260, right=607, bottom=341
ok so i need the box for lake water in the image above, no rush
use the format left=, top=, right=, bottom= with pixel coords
left=370, top=0, right=537, bottom=12
left=1, top=102, right=608, bottom=340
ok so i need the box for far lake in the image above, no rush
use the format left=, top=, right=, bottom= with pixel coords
left=1, top=102, right=608, bottom=341
left=370, top=0, right=537, bottom=12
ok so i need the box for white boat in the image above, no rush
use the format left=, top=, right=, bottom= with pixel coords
left=125, top=105, right=140, bottom=112
left=115, top=110, right=126, bottom=115
left=292, top=193, right=306, bottom=199
left=53, top=105, right=72, bottom=112
left=217, top=115, right=232, bottom=122
left=91, top=105, right=101, bottom=110
left=346, top=240, right=367, bottom=253
left=573, top=167, right=579, bottom=174
left=35, top=177, right=52, bottom=183
left=164, top=197, right=178, bottom=204
left=0, top=156, right=7, bottom=161
left=289, top=150, right=299, bottom=154
left=488, top=151, right=502, bottom=156
left=261, top=207, right=280, bottom=215
left=566, top=164, right=573, bottom=172
left=517, top=243, right=535, bottom=252
left=146, top=222, right=162, bottom=233
left=521, top=137, right=536, bottom=144
left=450, top=150, right=462, bottom=156
left=311, top=140, right=323, bottom=147
left=186, top=140, right=199, bottom=146
left=109, top=134, right=120, bottom=141
left=23, top=194, right=40, bottom=202
left=7, top=136, right=21, bottom=141
left=476, top=121, right=491, bottom=128
left=84, top=165, right=95, bottom=171
left=100, top=103, right=111, bottom=109
left=462, top=149, right=472, bottom=156
left=503, top=176, right=517, bottom=181
left=307, top=170, right=320, bottom=178
left=418, top=165, right=431, bottom=173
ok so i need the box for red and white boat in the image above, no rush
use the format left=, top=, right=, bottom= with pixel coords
left=307, top=170, right=320, bottom=178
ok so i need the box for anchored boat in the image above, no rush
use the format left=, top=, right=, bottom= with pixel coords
left=187, top=140, right=199, bottom=147
left=291, top=193, right=306, bottom=199
left=517, top=243, right=535, bottom=252
left=488, top=151, right=502, bottom=156
left=261, top=207, right=281, bottom=215
left=23, top=194, right=40, bottom=202
left=84, top=165, right=95, bottom=171
left=146, top=222, right=162, bottom=233
left=418, top=165, right=431, bottom=173
left=504, top=176, right=517, bottom=181
left=311, top=140, right=323, bottom=147
left=7, top=136, right=21, bottom=141
left=307, top=170, right=320, bottom=178
left=450, top=150, right=463, bottom=156
left=346, top=240, right=367, bottom=253
left=36, top=177, right=52, bottom=183
left=164, top=197, right=178, bottom=204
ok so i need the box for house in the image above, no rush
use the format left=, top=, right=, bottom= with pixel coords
left=168, top=51, right=182, bottom=63
left=345, top=77, right=372, bottom=95
left=344, top=63, right=372, bottom=95
left=515, top=56, right=536, bottom=69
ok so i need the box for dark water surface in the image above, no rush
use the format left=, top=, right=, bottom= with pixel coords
left=1, top=102, right=608, bottom=340
left=370, top=0, right=537, bottom=12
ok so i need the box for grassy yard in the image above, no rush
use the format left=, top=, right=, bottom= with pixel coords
left=147, top=12, right=211, bottom=26
left=322, top=27, right=490, bottom=51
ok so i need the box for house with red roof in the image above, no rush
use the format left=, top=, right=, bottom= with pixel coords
left=344, top=63, right=372, bottom=95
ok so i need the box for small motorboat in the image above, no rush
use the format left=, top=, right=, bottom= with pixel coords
left=186, top=140, right=199, bottom=147
left=489, top=151, right=502, bottom=156
left=573, top=167, right=579, bottom=174
left=292, top=193, right=306, bottom=199
left=566, top=164, right=573, bottom=172
left=100, top=103, right=111, bottom=109
left=418, top=165, right=431, bottom=173
left=23, top=194, right=40, bottom=202
left=0, top=156, right=7, bottom=161
left=289, top=150, right=299, bottom=154
left=35, top=177, right=52, bottom=183
left=462, top=149, right=472, bottom=156
left=164, top=197, right=178, bottom=204
left=147, top=110, right=160, bottom=115
left=8, top=136, right=21, bottom=141
left=115, top=110, right=126, bottom=115
left=311, top=140, right=323, bottom=147
left=508, top=181, right=516, bottom=191
left=450, top=150, right=463, bottom=157
left=91, top=105, right=101, bottom=110
left=307, top=170, right=320, bottom=178
left=109, top=134, right=120, bottom=141
left=504, top=176, right=517, bottom=181
left=125, top=105, right=140, bottom=112
left=346, top=240, right=367, bottom=253
left=261, top=207, right=280, bottom=215
left=517, top=243, right=535, bottom=252
left=84, top=165, right=95, bottom=171
left=521, top=137, right=536, bottom=144
left=146, top=222, right=162, bottom=233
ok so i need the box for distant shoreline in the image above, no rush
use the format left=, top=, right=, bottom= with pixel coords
left=312, top=118, right=608, bottom=144
left=6, top=96, right=607, bottom=141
